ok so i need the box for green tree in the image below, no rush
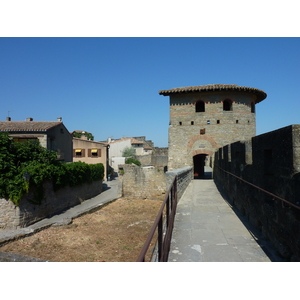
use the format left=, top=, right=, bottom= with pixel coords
left=122, top=146, right=136, bottom=157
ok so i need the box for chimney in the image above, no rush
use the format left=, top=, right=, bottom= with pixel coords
left=26, top=118, right=33, bottom=121
left=57, top=117, right=62, bottom=122
left=6, top=117, right=11, bottom=121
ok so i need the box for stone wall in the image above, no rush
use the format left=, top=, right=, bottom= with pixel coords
left=120, top=164, right=193, bottom=201
left=213, top=125, right=300, bottom=261
left=166, top=167, right=193, bottom=200
left=121, top=164, right=167, bottom=200
left=135, top=154, right=168, bottom=168
left=166, top=90, right=258, bottom=170
left=0, top=180, right=103, bottom=230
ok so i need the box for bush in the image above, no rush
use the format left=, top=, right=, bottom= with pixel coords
left=0, top=133, right=104, bottom=206
left=125, top=158, right=141, bottom=166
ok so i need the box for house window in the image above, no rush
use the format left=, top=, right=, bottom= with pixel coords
left=88, top=149, right=101, bottom=157
left=223, top=99, right=232, bottom=111
left=75, top=149, right=84, bottom=157
left=196, top=101, right=205, bottom=112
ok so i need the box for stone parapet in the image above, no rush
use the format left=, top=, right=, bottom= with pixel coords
left=213, top=125, right=300, bottom=261
left=0, top=180, right=103, bottom=230
left=166, top=166, right=193, bottom=199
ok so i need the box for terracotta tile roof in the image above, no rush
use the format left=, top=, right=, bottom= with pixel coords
left=159, top=84, right=267, bottom=103
left=0, top=121, right=62, bottom=132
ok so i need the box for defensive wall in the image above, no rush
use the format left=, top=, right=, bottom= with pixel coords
left=213, top=125, right=300, bottom=261
left=120, top=164, right=193, bottom=201
left=0, top=180, right=103, bottom=230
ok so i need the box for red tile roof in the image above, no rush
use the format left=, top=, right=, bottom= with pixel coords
left=0, top=121, right=62, bottom=132
left=159, top=84, right=267, bottom=103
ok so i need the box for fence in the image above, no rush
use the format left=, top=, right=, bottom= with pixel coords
left=137, top=176, right=178, bottom=262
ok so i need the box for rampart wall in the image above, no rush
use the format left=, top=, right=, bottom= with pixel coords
left=213, top=125, right=300, bottom=261
left=120, top=164, right=193, bottom=201
left=0, top=180, right=103, bottom=230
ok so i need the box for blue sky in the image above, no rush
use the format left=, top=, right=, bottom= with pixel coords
left=1, top=37, right=300, bottom=147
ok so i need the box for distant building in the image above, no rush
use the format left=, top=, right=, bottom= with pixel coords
left=159, top=84, right=267, bottom=175
left=0, top=117, right=73, bottom=162
left=107, top=137, right=153, bottom=170
left=73, top=137, right=109, bottom=179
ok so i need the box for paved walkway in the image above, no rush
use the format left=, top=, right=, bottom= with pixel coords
left=168, top=168, right=282, bottom=262
left=0, top=179, right=121, bottom=247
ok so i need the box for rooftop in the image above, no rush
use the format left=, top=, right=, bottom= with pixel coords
left=159, top=84, right=267, bottom=103
left=0, top=121, right=63, bottom=132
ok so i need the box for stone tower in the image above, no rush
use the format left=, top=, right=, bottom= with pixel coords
left=159, top=84, right=267, bottom=175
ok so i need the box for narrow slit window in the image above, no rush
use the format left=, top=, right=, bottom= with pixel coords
left=179, top=122, right=182, bottom=126
left=191, top=121, right=194, bottom=125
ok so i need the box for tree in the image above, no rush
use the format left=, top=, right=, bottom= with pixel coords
left=122, top=146, right=136, bottom=158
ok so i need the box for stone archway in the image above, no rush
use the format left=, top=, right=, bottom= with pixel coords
left=192, top=149, right=214, bottom=179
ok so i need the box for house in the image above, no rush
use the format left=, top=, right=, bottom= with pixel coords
left=107, top=137, right=153, bottom=170
left=0, top=117, right=73, bottom=162
left=73, top=137, right=109, bottom=179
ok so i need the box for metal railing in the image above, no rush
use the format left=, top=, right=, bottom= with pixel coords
left=216, top=165, right=300, bottom=210
left=137, top=176, right=178, bottom=262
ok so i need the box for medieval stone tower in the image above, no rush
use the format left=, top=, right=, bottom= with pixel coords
left=159, top=84, right=267, bottom=176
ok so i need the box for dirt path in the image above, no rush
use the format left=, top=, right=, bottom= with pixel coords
left=0, top=197, right=162, bottom=262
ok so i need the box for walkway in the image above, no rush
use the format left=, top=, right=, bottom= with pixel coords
left=168, top=168, right=282, bottom=262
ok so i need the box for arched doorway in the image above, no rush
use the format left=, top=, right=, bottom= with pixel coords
left=193, top=154, right=207, bottom=179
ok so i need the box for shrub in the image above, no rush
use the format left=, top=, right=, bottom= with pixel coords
left=0, top=133, right=104, bottom=206
left=125, top=158, right=141, bottom=166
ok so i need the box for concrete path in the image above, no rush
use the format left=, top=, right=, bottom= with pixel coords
left=0, top=179, right=121, bottom=246
left=168, top=168, right=281, bottom=262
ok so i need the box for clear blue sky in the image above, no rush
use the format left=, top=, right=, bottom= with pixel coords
left=1, top=37, right=300, bottom=147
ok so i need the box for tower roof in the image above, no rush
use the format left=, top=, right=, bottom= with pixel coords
left=159, top=84, right=267, bottom=103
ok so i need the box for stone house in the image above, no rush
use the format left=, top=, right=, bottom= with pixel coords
left=0, top=117, right=73, bottom=162
left=107, top=137, right=153, bottom=170
left=73, top=137, right=109, bottom=179
left=159, top=84, right=267, bottom=176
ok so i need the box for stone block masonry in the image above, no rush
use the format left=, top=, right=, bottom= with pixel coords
left=120, top=164, right=193, bottom=201
left=166, top=167, right=193, bottom=200
left=0, top=180, right=103, bottom=230
left=213, top=125, right=300, bottom=261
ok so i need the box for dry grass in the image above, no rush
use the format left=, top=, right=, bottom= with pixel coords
left=0, top=197, right=162, bottom=262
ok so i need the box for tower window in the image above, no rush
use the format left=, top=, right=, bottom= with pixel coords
left=223, top=99, right=232, bottom=111
left=251, top=102, right=255, bottom=113
left=196, top=101, right=205, bottom=112
left=179, top=122, right=182, bottom=126
left=236, top=120, right=239, bottom=124
left=191, top=121, right=194, bottom=125
left=207, top=120, right=210, bottom=124
left=200, top=129, right=205, bottom=135
left=217, top=120, right=220, bottom=124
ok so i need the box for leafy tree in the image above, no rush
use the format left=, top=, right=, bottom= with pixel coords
left=122, top=146, right=136, bottom=157
left=72, top=131, right=94, bottom=141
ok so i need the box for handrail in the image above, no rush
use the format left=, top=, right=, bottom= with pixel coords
left=137, top=176, right=178, bottom=262
left=216, top=165, right=300, bottom=210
